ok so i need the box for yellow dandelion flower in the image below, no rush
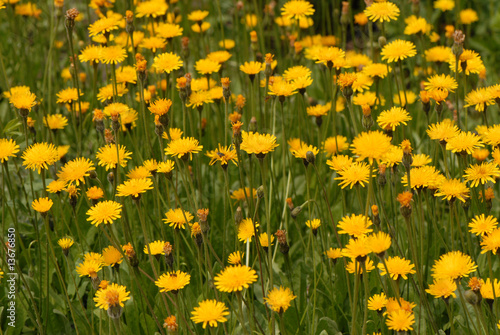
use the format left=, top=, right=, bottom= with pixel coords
left=86, top=200, right=122, bottom=226
left=281, top=0, right=314, bottom=21
left=381, top=40, right=416, bottom=63
left=264, top=286, right=297, bottom=313
left=116, top=178, right=153, bottom=198
left=426, top=278, right=457, bottom=299
left=57, top=157, right=95, bottom=186
left=100, top=46, right=127, bottom=64
left=464, top=87, right=494, bottom=112
left=480, top=228, right=500, bottom=255
left=163, top=208, right=194, bottom=229
left=214, top=265, right=258, bottom=293
left=190, top=299, right=229, bottom=329
left=337, top=214, right=373, bottom=238
left=102, top=246, right=123, bottom=267
left=0, top=138, right=19, bottom=163
left=165, top=137, right=203, bottom=160
left=32, top=197, right=53, bottom=214
left=446, top=131, right=483, bottom=155
left=153, top=52, right=183, bottom=74
left=431, top=251, right=477, bottom=280
left=22, top=142, right=59, bottom=174
left=155, top=271, right=191, bottom=293
left=364, top=1, right=400, bottom=23
left=377, top=107, right=411, bottom=131
left=88, top=17, right=119, bottom=37
left=351, top=130, right=392, bottom=163
left=238, top=218, right=258, bottom=242
left=94, top=283, right=130, bottom=311
left=96, top=144, right=132, bottom=170
left=240, top=131, right=279, bottom=157
left=378, top=256, right=416, bottom=280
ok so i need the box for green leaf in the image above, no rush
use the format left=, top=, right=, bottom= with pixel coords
left=2, top=119, right=21, bottom=137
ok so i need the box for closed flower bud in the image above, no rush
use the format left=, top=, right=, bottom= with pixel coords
left=235, top=206, right=243, bottom=225
left=306, top=151, right=316, bottom=165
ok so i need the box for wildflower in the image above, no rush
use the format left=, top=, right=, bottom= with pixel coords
left=446, top=131, right=483, bottom=155
left=102, top=246, right=123, bottom=267
left=460, top=9, right=478, bottom=24
left=346, top=258, right=375, bottom=274
left=342, top=235, right=372, bottom=259
left=57, top=157, right=95, bottom=186
left=368, top=293, right=388, bottom=311
left=94, top=283, right=130, bottom=319
left=369, top=231, right=392, bottom=256
left=228, top=251, right=244, bottom=265
left=157, top=314, right=178, bottom=333
left=479, top=278, right=500, bottom=300
left=58, top=237, right=74, bottom=256
left=127, top=166, right=152, bottom=180
left=427, top=119, right=460, bottom=143
left=32, top=197, right=53, bottom=215
left=404, top=15, right=431, bottom=35
left=325, top=248, right=342, bottom=262
left=264, top=286, right=297, bottom=314
left=86, top=200, right=122, bottom=227
left=56, top=88, right=81, bottom=105
left=96, top=144, right=132, bottom=170
left=240, top=61, right=263, bottom=80
left=338, top=214, right=373, bottom=238
left=351, top=130, right=392, bottom=163
left=431, top=251, right=477, bottom=280
left=268, top=80, right=297, bottom=99
left=434, top=0, right=455, bottom=11
left=0, top=138, right=19, bottom=163
left=206, top=145, right=238, bottom=167
left=48, top=181, right=66, bottom=195
left=214, top=265, right=258, bottom=293
left=165, top=137, right=203, bottom=160
left=386, top=309, right=415, bottom=332
left=464, top=87, right=494, bottom=112
left=100, top=46, right=127, bottom=64
left=259, top=233, right=274, bottom=249
left=44, top=114, right=68, bottom=130
left=231, top=187, right=257, bottom=203
left=22, top=142, right=59, bottom=174
left=281, top=0, right=314, bottom=21
left=144, top=240, right=167, bottom=256
left=153, top=52, right=183, bottom=74
left=79, top=45, right=102, bottom=64
left=241, top=131, right=279, bottom=158
left=195, top=58, right=221, bottom=75
left=305, top=219, right=321, bottom=235
left=323, top=136, right=349, bottom=156
left=425, top=46, right=453, bottom=63
left=190, top=299, right=229, bottom=329
left=238, top=219, right=258, bottom=242
left=76, top=259, right=102, bottom=278
left=336, top=162, right=372, bottom=189
left=381, top=40, right=416, bottom=63
left=426, top=278, right=457, bottom=299
left=364, top=1, right=400, bottom=22
left=314, top=47, right=346, bottom=68
left=469, top=214, right=498, bottom=237
left=464, top=162, right=500, bottom=187
left=377, top=107, right=411, bottom=131
left=157, top=160, right=175, bottom=174
left=88, top=16, right=119, bottom=37
left=424, top=74, right=458, bottom=93
left=163, top=208, right=194, bottom=229
left=480, top=228, right=500, bottom=254
left=326, top=154, right=354, bottom=172
left=155, top=271, right=191, bottom=293
left=378, top=256, right=416, bottom=280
